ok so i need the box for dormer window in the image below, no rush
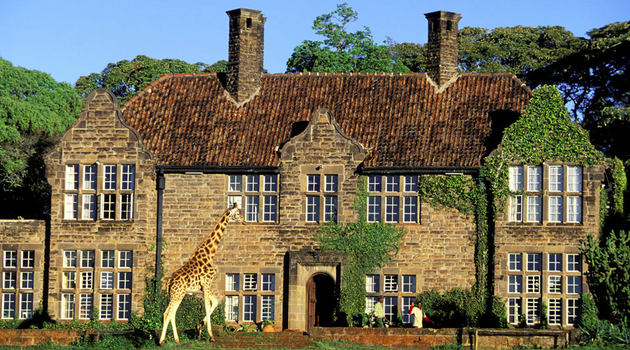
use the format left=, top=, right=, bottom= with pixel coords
left=305, top=174, right=338, bottom=223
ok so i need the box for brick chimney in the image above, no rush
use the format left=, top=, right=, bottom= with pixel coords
left=424, top=11, right=461, bottom=89
left=226, top=8, right=266, bottom=103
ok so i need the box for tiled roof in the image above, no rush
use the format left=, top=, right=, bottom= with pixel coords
left=121, top=72, right=531, bottom=168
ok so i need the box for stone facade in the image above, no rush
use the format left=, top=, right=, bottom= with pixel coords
left=0, top=220, right=46, bottom=319
left=43, top=89, right=157, bottom=320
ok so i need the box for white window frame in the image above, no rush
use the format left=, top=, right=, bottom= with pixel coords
left=79, top=293, right=93, bottom=319
left=63, top=251, right=77, bottom=268
left=324, top=175, right=338, bottom=192
left=509, top=165, right=524, bottom=191
left=61, top=293, right=75, bottom=319
left=548, top=253, right=562, bottom=272
left=385, top=175, right=400, bottom=192
left=245, top=196, right=259, bottom=222
left=305, top=196, right=320, bottom=223
left=402, top=275, right=416, bottom=293
left=243, top=295, right=256, bottom=322
left=64, top=194, right=78, bottom=220
left=367, top=196, right=381, bottom=222
left=567, top=196, right=582, bottom=223
left=81, top=194, right=97, bottom=220
left=366, top=275, right=379, bottom=293
left=526, top=298, right=540, bottom=325
left=263, top=175, right=277, bottom=192
left=4, top=251, right=17, bottom=268
left=261, top=295, right=274, bottom=321
left=508, top=297, right=521, bottom=325
left=567, top=276, right=582, bottom=294
left=243, top=273, right=257, bottom=291
left=117, top=294, right=131, bottom=320
left=19, top=292, right=33, bottom=319
left=508, top=253, right=522, bottom=271
left=101, top=250, right=115, bottom=268
left=100, top=271, right=114, bottom=289
left=307, top=175, right=320, bottom=192
left=100, top=293, right=114, bottom=320
left=225, top=295, right=239, bottom=322
left=403, top=196, right=418, bottom=223
left=404, top=176, right=418, bottom=192
left=2, top=293, right=15, bottom=319
left=103, top=165, right=117, bottom=190
left=567, top=166, right=582, bottom=192
left=566, top=254, right=581, bottom=272
left=226, top=274, right=240, bottom=292
left=548, top=275, right=562, bottom=294
left=508, top=275, right=522, bottom=294
left=120, top=193, right=134, bottom=221
left=118, top=272, right=132, bottom=290
left=384, top=196, right=399, bottom=223
left=549, top=196, right=563, bottom=222
left=567, top=298, right=580, bottom=325
left=20, top=272, right=34, bottom=289
left=121, top=165, right=135, bottom=190
left=383, top=275, right=398, bottom=292
left=527, top=166, right=542, bottom=192
left=527, top=275, right=540, bottom=293
left=526, top=196, right=541, bottom=223
left=527, top=253, right=541, bottom=271
left=66, top=164, right=79, bottom=190
left=80, top=271, right=93, bottom=290
left=3, top=272, right=16, bottom=289
left=549, top=165, right=563, bottom=192
left=229, top=175, right=242, bottom=192
left=262, top=196, right=277, bottom=222
left=119, top=251, right=133, bottom=268
left=509, top=195, right=523, bottom=222
left=548, top=298, right=562, bottom=325
left=261, top=274, right=275, bottom=292
left=246, top=175, right=259, bottom=192
left=62, top=271, right=76, bottom=289
left=83, top=164, right=97, bottom=190
left=21, top=250, right=34, bottom=268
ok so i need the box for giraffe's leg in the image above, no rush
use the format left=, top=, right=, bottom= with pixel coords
left=159, top=298, right=182, bottom=346
left=202, top=287, right=216, bottom=341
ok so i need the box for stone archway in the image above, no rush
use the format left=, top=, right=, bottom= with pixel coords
left=306, top=272, right=335, bottom=333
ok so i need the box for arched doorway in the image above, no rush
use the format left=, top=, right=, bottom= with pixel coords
left=306, top=273, right=335, bottom=333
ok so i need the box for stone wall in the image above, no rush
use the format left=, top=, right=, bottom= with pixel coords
left=0, top=329, right=85, bottom=347
left=44, top=89, right=157, bottom=320
left=0, top=220, right=47, bottom=317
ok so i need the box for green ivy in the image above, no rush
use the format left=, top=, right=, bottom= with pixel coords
left=484, top=85, right=604, bottom=214
left=315, top=176, right=406, bottom=325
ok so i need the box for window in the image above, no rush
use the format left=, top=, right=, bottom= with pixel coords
left=62, top=294, right=75, bottom=319
left=549, top=196, right=563, bottom=222
left=567, top=254, right=581, bottom=272
left=384, top=296, right=398, bottom=321
left=402, top=296, right=414, bottom=324
left=79, top=293, right=93, bottom=319
left=527, top=166, right=542, bottom=192
left=509, top=166, right=524, bottom=191
left=66, top=165, right=79, bottom=190
left=102, top=251, right=115, bottom=268
left=21, top=272, right=34, bottom=289
left=243, top=274, right=257, bottom=291
left=118, top=272, right=132, bottom=290
left=567, top=196, right=582, bottom=223
left=21, top=251, right=34, bottom=268
left=19, top=293, right=33, bottom=319
left=527, top=254, right=541, bottom=271
left=118, top=294, right=131, bottom=320
left=2, top=293, right=15, bottom=319
left=225, top=295, right=239, bottom=322
left=62, top=249, right=134, bottom=320
left=527, top=275, right=540, bottom=294
left=509, top=196, right=523, bottom=222
left=548, top=253, right=562, bottom=272
left=508, top=253, right=522, bottom=271
left=567, top=276, right=581, bottom=294
left=508, top=164, right=583, bottom=224
left=3, top=272, right=15, bottom=289
left=366, top=275, right=380, bottom=293
left=548, top=298, right=562, bottom=325
left=567, top=299, right=580, bottom=325
left=548, top=276, right=562, bottom=294
left=4, top=251, right=17, bottom=268
left=567, top=166, right=582, bottom=192
left=384, top=275, right=398, bottom=292
left=228, top=174, right=278, bottom=223
left=119, top=251, right=133, bottom=268
left=508, top=275, right=522, bottom=293
left=64, top=163, right=135, bottom=221
left=83, top=165, right=96, bottom=190
left=526, top=196, right=541, bottom=223
left=549, top=166, right=563, bottom=192
left=243, top=295, right=256, bottom=322
left=100, top=272, right=114, bottom=289
left=226, top=274, right=240, bottom=292
left=305, top=174, right=338, bottom=223
left=100, top=294, right=113, bottom=319
left=402, top=275, right=416, bottom=293
left=261, top=274, right=275, bottom=292
left=261, top=296, right=274, bottom=320
left=368, top=175, right=418, bottom=223
left=508, top=298, right=521, bottom=325
left=364, top=296, right=377, bottom=314
left=526, top=298, right=540, bottom=325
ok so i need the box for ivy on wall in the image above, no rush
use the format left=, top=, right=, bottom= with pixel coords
left=315, top=177, right=406, bottom=326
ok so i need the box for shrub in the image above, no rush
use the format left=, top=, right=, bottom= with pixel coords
left=417, top=288, right=484, bottom=328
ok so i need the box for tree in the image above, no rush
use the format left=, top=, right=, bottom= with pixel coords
left=580, top=231, right=630, bottom=325
left=75, top=55, right=227, bottom=104
left=528, top=21, right=629, bottom=124
left=286, top=3, right=409, bottom=73
left=0, top=57, right=82, bottom=218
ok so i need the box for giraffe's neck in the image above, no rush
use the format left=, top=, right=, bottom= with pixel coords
left=194, top=208, right=231, bottom=258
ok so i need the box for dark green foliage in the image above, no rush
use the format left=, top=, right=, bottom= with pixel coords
left=286, top=3, right=408, bottom=73
left=316, top=177, right=406, bottom=325
left=0, top=57, right=82, bottom=218
left=417, top=289, right=484, bottom=328
left=75, top=55, right=226, bottom=104
left=580, top=231, right=630, bottom=326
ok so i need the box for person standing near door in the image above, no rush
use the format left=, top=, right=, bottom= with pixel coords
left=372, top=295, right=388, bottom=327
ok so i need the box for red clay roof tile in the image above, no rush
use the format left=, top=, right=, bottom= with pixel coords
left=121, top=73, right=530, bottom=168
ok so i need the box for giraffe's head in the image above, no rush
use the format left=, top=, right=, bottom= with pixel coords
left=227, top=202, right=246, bottom=224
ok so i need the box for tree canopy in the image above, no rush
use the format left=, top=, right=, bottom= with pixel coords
left=0, top=57, right=82, bottom=217
left=75, top=55, right=227, bottom=104
left=286, top=3, right=409, bottom=73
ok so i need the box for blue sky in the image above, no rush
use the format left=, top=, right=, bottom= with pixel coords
left=1, top=0, right=628, bottom=85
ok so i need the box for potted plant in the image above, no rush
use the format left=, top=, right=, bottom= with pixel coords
left=261, top=319, right=275, bottom=332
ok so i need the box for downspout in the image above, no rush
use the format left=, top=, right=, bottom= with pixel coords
left=155, top=168, right=165, bottom=280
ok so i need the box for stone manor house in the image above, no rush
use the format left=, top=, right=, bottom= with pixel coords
left=0, top=8, right=603, bottom=332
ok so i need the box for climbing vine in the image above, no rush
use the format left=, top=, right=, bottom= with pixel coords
left=484, top=85, right=604, bottom=214
left=315, top=176, right=406, bottom=326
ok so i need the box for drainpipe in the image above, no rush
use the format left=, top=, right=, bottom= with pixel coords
left=155, top=168, right=165, bottom=280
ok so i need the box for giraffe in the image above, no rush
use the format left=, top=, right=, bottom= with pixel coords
left=159, top=203, right=244, bottom=345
